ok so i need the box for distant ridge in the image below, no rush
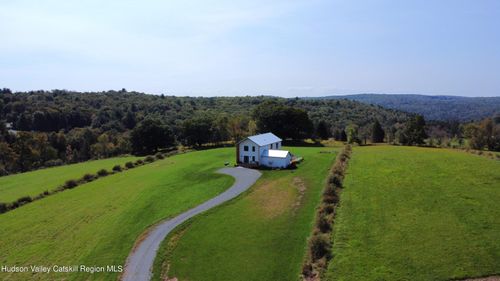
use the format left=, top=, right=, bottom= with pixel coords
left=313, top=94, right=500, bottom=121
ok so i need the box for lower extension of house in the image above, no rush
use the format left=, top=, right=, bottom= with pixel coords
left=236, top=132, right=292, bottom=168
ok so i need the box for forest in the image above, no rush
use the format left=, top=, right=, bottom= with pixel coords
left=320, top=94, right=500, bottom=122
left=0, top=88, right=499, bottom=176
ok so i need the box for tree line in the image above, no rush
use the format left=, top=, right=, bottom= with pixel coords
left=1, top=88, right=498, bottom=176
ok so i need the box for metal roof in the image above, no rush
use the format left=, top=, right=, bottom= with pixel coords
left=247, top=132, right=282, bottom=146
left=262, top=149, right=290, bottom=158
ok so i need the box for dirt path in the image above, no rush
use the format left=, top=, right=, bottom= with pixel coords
left=121, top=167, right=261, bottom=281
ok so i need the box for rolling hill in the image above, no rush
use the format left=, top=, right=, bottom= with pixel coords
left=327, top=146, right=500, bottom=281
left=0, top=156, right=139, bottom=203
left=0, top=149, right=234, bottom=281
left=317, top=94, right=500, bottom=121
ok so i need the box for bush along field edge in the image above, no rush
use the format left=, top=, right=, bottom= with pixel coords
left=301, top=144, right=352, bottom=281
left=0, top=150, right=190, bottom=214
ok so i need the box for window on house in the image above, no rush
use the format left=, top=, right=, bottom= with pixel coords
left=270, top=143, right=273, bottom=149
left=244, top=145, right=249, bottom=151
left=252, top=156, right=255, bottom=161
left=252, top=146, right=255, bottom=152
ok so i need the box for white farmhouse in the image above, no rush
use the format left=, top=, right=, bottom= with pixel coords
left=236, top=132, right=292, bottom=168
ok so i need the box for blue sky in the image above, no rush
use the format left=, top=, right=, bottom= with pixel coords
left=1, top=0, right=499, bottom=97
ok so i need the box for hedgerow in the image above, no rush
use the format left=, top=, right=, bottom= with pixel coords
left=302, top=145, right=352, bottom=280
left=0, top=150, right=182, bottom=215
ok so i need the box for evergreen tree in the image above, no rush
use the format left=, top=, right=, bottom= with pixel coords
left=340, top=130, right=347, bottom=142
left=316, top=121, right=330, bottom=140
left=399, top=115, right=427, bottom=145
left=371, top=120, right=385, bottom=143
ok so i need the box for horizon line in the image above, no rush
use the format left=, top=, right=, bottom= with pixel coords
left=3, top=88, right=499, bottom=98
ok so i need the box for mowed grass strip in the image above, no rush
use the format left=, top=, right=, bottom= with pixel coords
left=326, top=146, right=500, bottom=281
left=0, top=149, right=235, bottom=281
left=0, top=156, right=140, bottom=203
left=154, top=147, right=337, bottom=281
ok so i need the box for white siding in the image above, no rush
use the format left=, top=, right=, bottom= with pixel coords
left=264, top=141, right=282, bottom=151
left=238, top=138, right=286, bottom=167
left=238, top=139, right=259, bottom=164
left=260, top=152, right=291, bottom=168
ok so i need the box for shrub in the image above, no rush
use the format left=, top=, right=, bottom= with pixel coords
left=64, top=180, right=78, bottom=189
left=165, top=150, right=179, bottom=157
left=33, top=193, right=44, bottom=200
left=112, top=165, right=122, bottom=172
left=319, top=204, right=334, bottom=214
left=44, top=159, right=64, bottom=167
left=43, top=190, right=50, bottom=196
left=301, top=263, right=313, bottom=277
left=0, top=203, right=8, bottom=213
left=125, top=161, right=135, bottom=169
left=323, top=184, right=337, bottom=197
left=332, top=160, right=343, bottom=170
left=17, top=196, right=33, bottom=205
left=323, top=194, right=338, bottom=204
left=155, top=153, right=165, bottom=159
left=97, top=169, right=109, bottom=177
left=309, top=234, right=331, bottom=261
left=317, top=215, right=332, bottom=233
left=145, top=155, right=155, bottom=163
left=82, top=173, right=96, bottom=182
left=135, top=159, right=144, bottom=165
left=330, top=174, right=343, bottom=187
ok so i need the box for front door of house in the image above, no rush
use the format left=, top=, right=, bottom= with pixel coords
left=244, top=156, right=249, bottom=163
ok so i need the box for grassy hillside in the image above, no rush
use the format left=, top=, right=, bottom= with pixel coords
left=153, top=147, right=338, bottom=281
left=320, top=94, right=500, bottom=121
left=326, top=146, right=500, bottom=281
left=0, top=149, right=235, bottom=281
left=0, top=156, right=140, bottom=203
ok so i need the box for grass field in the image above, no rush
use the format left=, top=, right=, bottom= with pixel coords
left=0, top=156, right=140, bottom=203
left=326, top=146, right=500, bottom=281
left=153, top=147, right=338, bottom=281
left=0, top=149, right=236, bottom=281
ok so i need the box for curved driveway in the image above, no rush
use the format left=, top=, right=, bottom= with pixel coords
left=122, top=167, right=262, bottom=281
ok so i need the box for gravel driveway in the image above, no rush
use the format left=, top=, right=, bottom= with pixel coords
left=121, top=167, right=262, bottom=281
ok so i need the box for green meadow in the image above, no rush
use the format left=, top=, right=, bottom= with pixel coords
left=1, top=145, right=498, bottom=281
left=326, top=146, right=500, bottom=281
left=0, top=156, right=140, bottom=203
left=153, top=147, right=338, bottom=281
left=0, top=149, right=235, bottom=281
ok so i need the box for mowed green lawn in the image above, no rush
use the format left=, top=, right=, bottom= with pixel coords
left=153, top=147, right=338, bottom=281
left=0, top=149, right=236, bottom=281
left=0, top=156, right=140, bottom=203
left=326, top=146, right=500, bottom=281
